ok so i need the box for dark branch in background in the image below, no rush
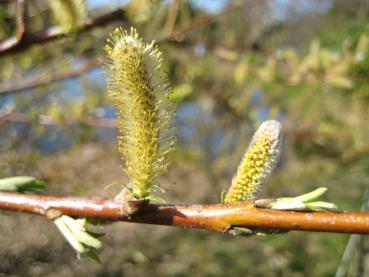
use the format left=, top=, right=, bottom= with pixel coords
left=0, top=3, right=270, bottom=96
left=0, top=7, right=127, bottom=56
left=1, top=192, right=369, bottom=234
left=0, top=43, right=261, bottom=96
left=0, top=45, right=248, bottom=96
left=0, top=59, right=99, bottom=96
left=0, top=3, right=246, bottom=57
left=0, top=110, right=116, bottom=128
left=0, top=110, right=318, bottom=148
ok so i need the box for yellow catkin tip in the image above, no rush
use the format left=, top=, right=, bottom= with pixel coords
left=224, top=120, right=282, bottom=203
left=104, top=27, right=176, bottom=199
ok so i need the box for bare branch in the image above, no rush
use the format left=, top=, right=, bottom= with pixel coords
left=0, top=2, right=268, bottom=96
left=0, top=7, right=127, bottom=56
left=0, top=192, right=369, bottom=234
left=0, top=3, right=260, bottom=96
left=0, top=111, right=116, bottom=128
left=0, top=59, right=99, bottom=96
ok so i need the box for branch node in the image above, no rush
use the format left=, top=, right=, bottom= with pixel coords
left=46, top=208, right=63, bottom=220
left=226, top=226, right=289, bottom=236
left=225, top=226, right=254, bottom=236
left=115, top=188, right=147, bottom=217
left=254, top=198, right=276, bottom=209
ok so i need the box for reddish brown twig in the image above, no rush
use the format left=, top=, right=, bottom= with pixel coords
left=0, top=0, right=26, bottom=52
left=1, top=192, right=369, bottom=234
left=0, top=8, right=127, bottom=56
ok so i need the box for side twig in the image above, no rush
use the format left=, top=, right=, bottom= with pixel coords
left=0, top=7, right=127, bottom=56
left=0, top=59, right=99, bottom=95
left=0, top=0, right=26, bottom=51
left=0, top=111, right=116, bottom=128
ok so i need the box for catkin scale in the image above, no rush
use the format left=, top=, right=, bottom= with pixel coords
left=105, top=28, right=176, bottom=199
left=224, top=120, right=282, bottom=203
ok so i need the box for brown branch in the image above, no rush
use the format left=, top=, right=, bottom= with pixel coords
left=0, top=111, right=116, bottom=128
left=1, top=3, right=245, bottom=56
left=1, top=192, right=369, bottom=234
left=0, top=111, right=320, bottom=148
left=0, top=59, right=99, bottom=96
left=0, top=7, right=127, bottom=56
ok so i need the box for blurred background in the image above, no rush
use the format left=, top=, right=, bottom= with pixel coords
left=1, top=0, right=369, bottom=276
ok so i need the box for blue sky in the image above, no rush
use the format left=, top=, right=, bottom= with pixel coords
left=86, top=0, right=228, bottom=13
left=86, top=0, right=332, bottom=19
left=189, top=0, right=227, bottom=13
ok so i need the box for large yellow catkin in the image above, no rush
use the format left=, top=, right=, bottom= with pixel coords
left=224, top=120, right=282, bottom=203
left=105, top=27, right=176, bottom=199
left=49, top=0, right=86, bottom=33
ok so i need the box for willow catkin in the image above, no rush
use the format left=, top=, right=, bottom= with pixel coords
left=49, top=0, right=86, bottom=32
left=224, top=120, right=282, bottom=203
left=104, top=27, right=176, bottom=199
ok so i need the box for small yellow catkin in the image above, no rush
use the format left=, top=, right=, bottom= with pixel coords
left=105, top=27, right=176, bottom=199
left=49, top=0, right=86, bottom=33
left=224, top=120, right=282, bottom=203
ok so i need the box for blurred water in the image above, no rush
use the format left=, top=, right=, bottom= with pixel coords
left=1, top=62, right=281, bottom=157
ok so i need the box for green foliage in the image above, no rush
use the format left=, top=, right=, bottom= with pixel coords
left=233, top=33, right=369, bottom=90
left=270, top=187, right=338, bottom=211
left=0, top=176, right=44, bottom=193
left=54, top=216, right=102, bottom=262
